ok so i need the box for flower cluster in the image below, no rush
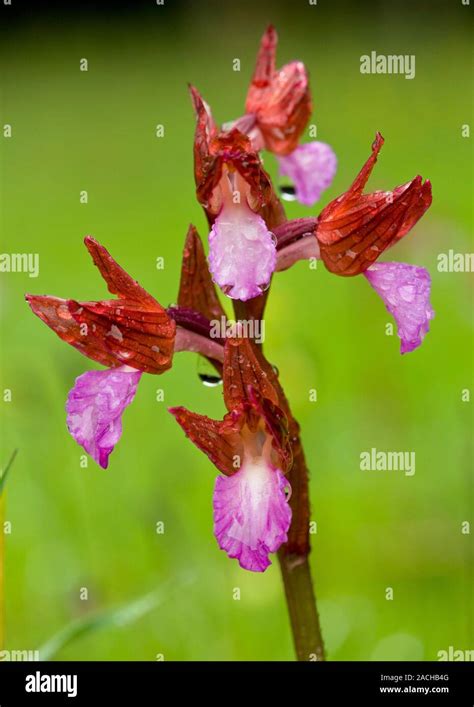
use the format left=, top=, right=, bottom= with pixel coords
left=26, top=26, right=434, bottom=572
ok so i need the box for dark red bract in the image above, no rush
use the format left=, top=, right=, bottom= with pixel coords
left=316, top=133, right=432, bottom=276
left=26, top=237, right=176, bottom=374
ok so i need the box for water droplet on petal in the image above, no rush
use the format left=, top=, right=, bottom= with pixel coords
left=279, top=184, right=297, bottom=201
left=197, top=355, right=222, bottom=388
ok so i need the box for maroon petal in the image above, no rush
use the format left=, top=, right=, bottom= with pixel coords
left=26, top=238, right=176, bottom=374
left=223, top=337, right=280, bottom=411
left=177, top=224, right=226, bottom=321
left=169, top=406, right=242, bottom=476
left=316, top=134, right=432, bottom=276
left=245, top=25, right=311, bottom=156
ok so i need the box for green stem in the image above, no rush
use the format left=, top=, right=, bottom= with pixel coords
left=278, top=552, right=325, bottom=661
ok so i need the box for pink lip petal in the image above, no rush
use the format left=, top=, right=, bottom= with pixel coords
left=66, top=365, right=142, bottom=468
left=364, top=261, right=434, bottom=354
left=213, top=461, right=292, bottom=572
left=208, top=204, right=277, bottom=301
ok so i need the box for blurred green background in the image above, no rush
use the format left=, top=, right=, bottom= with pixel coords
left=0, top=0, right=472, bottom=661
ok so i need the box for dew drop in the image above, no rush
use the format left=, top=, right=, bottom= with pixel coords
left=197, top=355, right=222, bottom=387
left=199, top=374, right=222, bottom=387
left=279, top=184, right=297, bottom=201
